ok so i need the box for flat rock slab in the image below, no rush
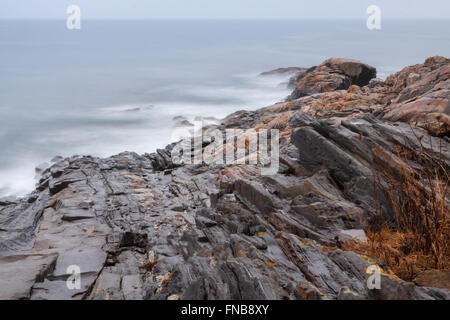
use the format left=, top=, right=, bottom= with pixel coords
left=31, top=274, right=97, bottom=300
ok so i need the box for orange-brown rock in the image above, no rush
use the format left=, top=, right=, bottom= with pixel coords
left=282, top=56, right=449, bottom=136
left=383, top=60, right=449, bottom=135
left=2, top=56, right=449, bottom=301
left=288, top=58, right=376, bottom=100
left=385, top=56, right=449, bottom=94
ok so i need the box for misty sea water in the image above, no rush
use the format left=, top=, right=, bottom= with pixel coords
left=0, top=19, right=449, bottom=197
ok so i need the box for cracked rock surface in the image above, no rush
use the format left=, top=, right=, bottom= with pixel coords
left=1, top=57, right=449, bottom=300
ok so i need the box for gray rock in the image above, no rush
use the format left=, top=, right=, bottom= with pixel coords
left=0, top=253, right=58, bottom=299
left=0, top=58, right=448, bottom=301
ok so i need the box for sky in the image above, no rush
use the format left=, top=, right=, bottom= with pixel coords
left=0, top=0, right=449, bottom=20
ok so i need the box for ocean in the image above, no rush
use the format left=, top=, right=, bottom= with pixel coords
left=0, top=19, right=449, bottom=197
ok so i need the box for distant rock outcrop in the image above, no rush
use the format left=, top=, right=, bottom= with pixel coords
left=288, top=58, right=377, bottom=100
left=260, top=67, right=307, bottom=77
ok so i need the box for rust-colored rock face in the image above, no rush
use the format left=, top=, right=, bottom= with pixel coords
left=284, top=56, right=449, bottom=136
left=383, top=63, right=450, bottom=135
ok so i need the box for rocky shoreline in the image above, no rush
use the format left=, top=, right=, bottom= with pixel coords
left=0, top=56, right=449, bottom=300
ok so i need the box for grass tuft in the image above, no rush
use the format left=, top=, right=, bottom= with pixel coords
left=339, top=133, right=449, bottom=281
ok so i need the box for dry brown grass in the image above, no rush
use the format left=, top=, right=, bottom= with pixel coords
left=341, top=229, right=448, bottom=281
left=339, top=135, right=449, bottom=281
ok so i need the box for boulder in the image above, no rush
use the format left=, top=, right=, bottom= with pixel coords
left=260, top=67, right=306, bottom=76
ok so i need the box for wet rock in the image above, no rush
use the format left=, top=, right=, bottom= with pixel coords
left=49, top=171, right=84, bottom=195
left=291, top=124, right=375, bottom=211
left=35, top=162, right=50, bottom=178
left=119, top=232, right=149, bottom=249
left=31, top=276, right=95, bottom=300
left=173, top=116, right=194, bottom=127
left=294, top=280, right=323, bottom=300
left=51, top=247, right=106, bottom=278
left=51, top=156, right=64, bottom=163
left=195, top=215, right=217, bottom=228
left=289, top=58, right=376, bottom=100
left=366, top=275, right=449, bottom=300
left=233, top=179, right=277, bottom=215
left=221, top=110, right=260, bottom=129
left=337, top=287, right=364, bottom=300
left=0, top=57, right=448, bottom=301
left=385, top=56, right=449, bottom=94
left=339, top=229, right=367, bottom=243
left=147, top=143, right=178, bottom=171
left=368, top=78, right=385, bottom=88
left=0, top=197, right=48, bottom=255
left=61, top=209, right=96, bottom=222
left=0, top=196, right=18, bottom=206
left=383, top=63, right=450, bottom=135
left=260, top=67, right=306, bottom=77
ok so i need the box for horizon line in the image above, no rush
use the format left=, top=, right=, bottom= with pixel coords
left=1, top=17, right=449, bottom=21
